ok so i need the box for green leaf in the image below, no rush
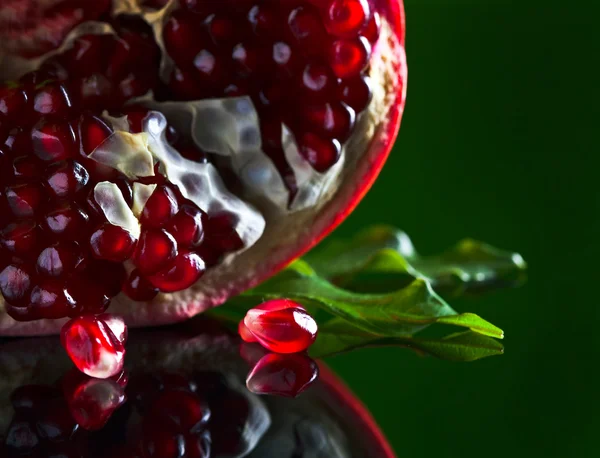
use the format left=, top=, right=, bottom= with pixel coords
left=305, top=226, right=527, bottom=296
left=240, top=260, right=503, bottom=339
left=310, top=319, right=504, bottom=361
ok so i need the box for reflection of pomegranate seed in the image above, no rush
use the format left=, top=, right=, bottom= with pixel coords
left=246, top=352, right=319, bottom=398
left=244, top=300, right=317, bottom=353
left=60, top=315, right=127, bottom=379
left=63, top=370, right=127, bottom=431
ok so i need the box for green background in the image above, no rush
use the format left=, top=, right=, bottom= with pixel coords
left=326, top=1, right=598, bottom=457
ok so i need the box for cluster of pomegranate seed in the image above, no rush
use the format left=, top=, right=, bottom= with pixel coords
left=32, top=16, right=161, bottom=111
left=239, top=299, right=318, bottom=353
left=0, top=80, right=243, bottom=323
left=1, top=368, right=259, bottom=457
left=2, top=369, right=127, bottom=457
left=162, top=0, right=381, bottom=176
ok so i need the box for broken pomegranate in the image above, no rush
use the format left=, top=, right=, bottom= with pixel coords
left=0, top=0, right=407, bottom=336
left=240, top=299, right=318, bottom=353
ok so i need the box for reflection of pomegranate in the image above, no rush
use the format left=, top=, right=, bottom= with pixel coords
left=0, top=0, right=407, bottom=336
left=0, top=317, right=395, bottom=457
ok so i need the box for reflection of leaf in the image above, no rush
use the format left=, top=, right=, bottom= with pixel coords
left=241, top=260, right=503, bottom=339
left=310, top=319, right=504, bottom=362
left=305, top=226, right=527, bottom=296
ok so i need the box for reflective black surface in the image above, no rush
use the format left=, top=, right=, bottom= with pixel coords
left=0, top=317, right=390, bottom=458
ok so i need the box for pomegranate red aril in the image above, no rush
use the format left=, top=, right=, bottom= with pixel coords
left=323, top=0, right=371, bottom=37
left=246, top=353, right=319, bottom=398
left=36, top=243, right=84, bottom=278
left=338, top=74, right=372, bottom=112
left=79, top=113, right=113, bottom=156
left=167, top=205, right=205, bottom=248
left=141, top=186, right=179, bottom=229
left=206, top=14, right=240, bottom=48
left=255, top=298, right=307, bottom=312
left=12, top=156, right=42, bottom=180
left=302, top=102, right=356, bottom=141
left=32, top=83, right=72, bottom=117
left=0, top=265, right=33, bottom=306
left=0, top=86, right=29, bottom=120
left=1, top=221, right=39, bottom=256
left=363, top=10, right=382, bottom=44
left=43, top=203, right=90, bottom=239
left=287, top=6, right=328, bottom=53
left=328, top=36, right=371, bottom=78
left=30, top=281, right=77, bottom=319
left=5, top=183, right=43, bottom=217
left=163, top=11, right=202, bottom=65
left=44, top=160, right=90, bottom=199
left=61, top=314, right=127, bottom=379
left=299, top=62, right=336, bottom=101
left=193, top=49, right=225, bottom=88
left=147, top=251, right=205, bottom=293
left=123, top=270, right=159, bottom=302
left=238, top=320, right=258, bottom=343
left=248, top=5, right=279, bottom=39
left=244, top=304, right=318, bottom=354
left=133, top=229, right=178, bottom=276
left=64, top=373, right=127, bottom=431
left=90, top=224, right=137, bottom=262
left=298, top=133, right=342, bottom=172
left=31, top=118, right=77, bottom=162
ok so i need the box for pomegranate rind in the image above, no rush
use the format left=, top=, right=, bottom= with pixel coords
left=0, top=0, right=407, bottom=336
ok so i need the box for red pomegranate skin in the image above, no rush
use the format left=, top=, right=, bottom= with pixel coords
left=0, top=0, right=407, bottom=336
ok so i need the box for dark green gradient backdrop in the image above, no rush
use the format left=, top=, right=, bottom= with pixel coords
left=325, top=1, right=598, bottom=457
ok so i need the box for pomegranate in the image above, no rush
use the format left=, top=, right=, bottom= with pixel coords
left=0, top=317, right=395, bottom=457
left=0, top=0, right=407, bottom=336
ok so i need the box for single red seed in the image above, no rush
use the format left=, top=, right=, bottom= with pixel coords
left=328, top=36, right=371, bottom=78
left=141, top=186, right=179, bottom=229
left=79, top=113, right=113, bottom=156
left=0, top=221, right=39, bottom=256
left=0, top=264, right=33, bottom=306
left=0, top=86, right=29, bottom=120
left=133, top=229, right=178, bottom=275
left=299, top=62, right=336, bottom=101
left=248, top=5, right=279, bottom=39
left=322, top=0, right=371, bottom=37
left=255, top=299, right=306, bottom=312
left=338, top=74, right=372, bottom=112
left=63, top=372, right=127, bottom=431
left=205, top=13, right=240, bottom=48
left=36, top=242, right=84, bottom=278
left=298, top=133, right=342, bottom=172
left=147, top=251, right=205, bottom=293
left=246, top=352, right=319, bottom=398
left=122, top=270, right=159, bottom=301
left=90, top=223, right=137, bottom=262
left=164, top=11, right=204, bottom=66
left=31, top=118, right=77, bottom=163
left=44, top=160, right=90, bottom=199
left=244, top=305, right=318, bottom=354
left=12, top=156, right=42, bottom=180
left=238, top=320, right=258, bottom=343
left=287, top=6, right=328, bottom=54
left=5, top=183, right=44, bottom=217
left=363, top=11, right=382, bottom=44
left=32, top=83, right=72, bottom=117
left=43, top=203, right=90, bottom=240
left=166, top=204, right=205, bottom=248
left=61, top=314, right=127, bottom=379
left=30, top=281, right=77, bottom=319
left=302, top=101, right=356, bottom=141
